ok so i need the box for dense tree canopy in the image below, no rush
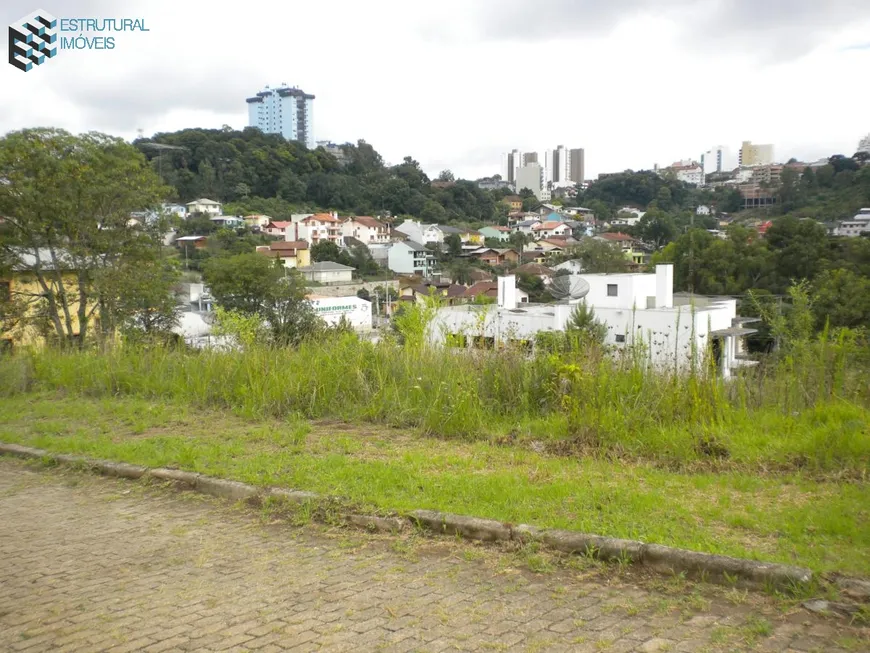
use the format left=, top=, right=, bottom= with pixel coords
left=135, top=129, right=499, bottom=223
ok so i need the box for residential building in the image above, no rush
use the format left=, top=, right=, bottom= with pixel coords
left=297, top=261, right=355, bottom=284
left=663, top=160, right=704, bottom=186
left=428, top=266, right=756, bottom=378
left=516, top=163, right=544, bottom=200
left=502, top=195, right=523, bottom=212
left=545, top=145, right=585, bottom=187
left=459, top=229, right=483, bottom=245
left=523, top=240, right=566, bottom=261
left=514, top=219, right=542, bottom=235
left=1, top=249, right=93, bottom=348
left=595, top=232, right=647, bottom=265
left=162, top=203, right=187, bottom=219
left=315, top=141, right=352, bottom=165
left=739, top=141, right=774, bottom=166
left=477, top=177, right=512, bottom=191
left=479, top=226, right=513, bottom=242
left=264, top=221, right=293, bottom=238
left=467, top=248, right=520, bottom=266
left=394, top=219, right=425, bottom=244
left=175, top=235, right=208, bottom=250
left=255, top=241, right=311, bottom=269
left=244, top=214, right=272, bottom=229
left=186, top=198, right=222, bottom=216
left=421, top=224, right=462, bottom=245
left=308, top=294, right=372, bottom=330
left=387, top=240, right=436, bottom=276
left=858, top=134, right=870, bottom=154
left=296, top=213, right=343, bottom=245
left=246, top=85, right=315, bottom=149
left=835, top=208, right=870, bottom=237
left=501, top=149, right=523, bottom=186
left=342, top=216, right=389, bottom=244
left=400, top=280, right=467, bottom=306
left=531, top=221, right=572, bottom=239
left=701, top=146, right=734, bottom=175
left=210, top=215, right=244, bottom=228
left=464, top=281, right=529, bottom=304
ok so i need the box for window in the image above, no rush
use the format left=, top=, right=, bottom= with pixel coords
left=607, top=284, right=618, bottom=297
left=615, top=334, right=625, bottom=343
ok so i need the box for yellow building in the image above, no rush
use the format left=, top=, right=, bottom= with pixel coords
left=461, top=229, right=483, bottom=245
left=255, top=241, right=311, bottom=269
left=738, top=141, right=774, bottom=167
left=1, top=251, right=93, bottom=348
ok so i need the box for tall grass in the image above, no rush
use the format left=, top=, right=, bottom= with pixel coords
left=1, top=331, right=867, bottom=473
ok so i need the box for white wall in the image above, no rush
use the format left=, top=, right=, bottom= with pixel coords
left=309, top=296, right=372, bottom=330
left=579, top=273, right=658, bottom=311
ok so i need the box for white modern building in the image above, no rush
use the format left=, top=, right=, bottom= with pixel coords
left=428, top=265, right=757, bottom=378
left=186, top=198, right=222, bottom=216
left=701, top=145, right=735, bottom=175
left=858, top=133, right=870, bottom=154
left=388, top=240, right=436, bottom=276
left=308, top=295, right=372, bottom=330
left=544, top=145, right=585, bottom=188
left=246, top=85, right=315, bottom=149
left=835, top=208, right=870, bottom=237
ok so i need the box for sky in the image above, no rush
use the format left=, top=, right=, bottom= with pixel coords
left=2, top=0, right=870, bottom=182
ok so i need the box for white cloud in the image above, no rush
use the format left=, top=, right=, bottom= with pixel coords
left=1, top=0, right=869, bottom=183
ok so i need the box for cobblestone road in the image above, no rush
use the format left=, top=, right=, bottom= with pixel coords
left=0, top=459, right=864, bottom=652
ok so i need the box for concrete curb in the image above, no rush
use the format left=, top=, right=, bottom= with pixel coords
left=0, top=443, right=825, bottom=591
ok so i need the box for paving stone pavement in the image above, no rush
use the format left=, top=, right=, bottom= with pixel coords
left=0, top=459, right=865, bottom=653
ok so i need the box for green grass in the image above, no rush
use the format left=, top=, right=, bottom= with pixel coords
left=1, top=393, right=867, bottom=576
left=1, top=338, right=867, bottom=475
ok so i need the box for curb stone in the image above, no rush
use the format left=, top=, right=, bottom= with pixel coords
left=0, top=442, right=843, bottom=593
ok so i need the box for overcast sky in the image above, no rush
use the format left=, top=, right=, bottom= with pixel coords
left=3, top=0, right=870, bottom=181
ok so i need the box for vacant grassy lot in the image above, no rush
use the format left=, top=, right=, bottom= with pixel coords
left=1, top=393, right=867, bottom=577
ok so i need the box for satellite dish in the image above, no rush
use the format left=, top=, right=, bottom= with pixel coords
left=548, top=275, right=590, bottom=302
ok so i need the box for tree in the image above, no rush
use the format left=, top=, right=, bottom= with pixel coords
left=437, top=170, right=455, bottom=182
left=449, top=259, right=474, bottom=285
left=0, top=128, right=168, bottom=346
left=636, top=209, right=677, bottom=249
left=234, top=182, right=251, bottom=200
left=260, top=270, right=323, bottom=346
left=812, top=268, right=870, bottom=329
left=310, top=240, right=342, bottom=263
left=203, top=253, right=280, bottom=315
left=574, top=240, right=628, bottom=273
left=509, top=231, right=529, bottom=250
left=444, top=233, right=462, bottom=259
left=566, top=302, right=607, bottom=346
left=97, top=256, right=181, bottom=341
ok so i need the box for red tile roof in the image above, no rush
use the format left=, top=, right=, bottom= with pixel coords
left=599, top=232, right=635, bottom=242
left=515, top=263, right=555, bottom=276
left=270, top=240, right=309, bottom=251
left=348, top=216, right=384, bottom=228
left=463, top=281, right=498, bottom=298
left=306, top=213, right=339, bottom=223
left=267, top=221, right=292, bottom=229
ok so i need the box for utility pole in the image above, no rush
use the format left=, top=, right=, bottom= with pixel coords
left=688, top=206, right=695, bottom=296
